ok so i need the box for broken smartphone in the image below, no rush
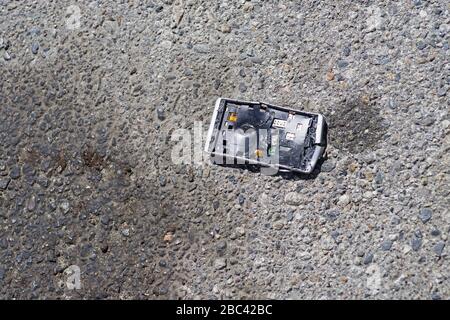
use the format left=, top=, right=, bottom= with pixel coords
left=204, top=98, right=327, bottom=174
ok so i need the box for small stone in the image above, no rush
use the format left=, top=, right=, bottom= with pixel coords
left=121, top=229, right=130, bottom=237
left=257, top=77, right=265, bottom=90
left=411, top=237, right=422, bottom=251
left=183, top=68, right=193, bottom=77
left=80, top=244, right=93, bottom=257
left=431, top=292, right=441, bottom=300
left=364, top=171, right=374, bottom=182
left=165, top=74, right=175, bottom=81
left=0, top=267, right=5, bottom=281
left=100, top=215, right=110, bottom=225
left=391, top=216, right=401, bottom=226
left=0, top=239, right=8, bottom=250
left=326, top=71, right=335, bottom=81
left=285, top=192, right=302, bottom=206
left=403, top=245, right=412, bottom=254
left=348, top=163, right=359, bottom=173
left=4, top=51, right=11, bottom=61
left=388, top=97, right=397, bottom=109
left=363, top=252, right=374, bottom=265
left=239, top=82, right=247, bottom=93
left=0, top=178, right=11, bottom=190
left=437, top=87, right=447, bottom=97
left=342, top=46, right=351, bottom=57
left=331, top=230, right=340, bottom=240
left=163, top=232, right=173, bottom=242
left=242, top=2, right=254, bottom=11
left=60, top=200, right=70, bottom=213
left=416, top=40, right=427, bottom=50
left=337, top=60, right=349, bottom=68
left=326, top=209, right=340, bottom=221
left=320, top=235, right=334, bottom=251
left=100, top=244, right=109, bottom=253
left=236, top=226, right=245, bottom=236
left=363, top=154, right=376, bottom=165
left=220, top=24, right=231, bottom=33
left=337, top=194, right=350, bottom=207
left=29, top=26, right=41, bottom=37
left=216, top=240, right=227, bottom=253
left=321, top=160, right=335, bottom=172
left=430, top=229, right=441, bottom=237
left=214, top=79, right=221, bottom=90
left=9, top=166, right=21, bottom=179
left=273, top=220, right=284, bottom=230
left=238, top=194, right=245, bottom=205
left=156, top=107, right=165, bottom=120
left=193, top=44, right=210, bottom=54
left=1, top=38, right=9, bottom=50
left=31, top=42, right=39, bottom=54
left=286, top=211, right=294, bottom=222
left=381, top=240, right=393, bottom=251
left=159, top=260, right=167, bottom=268
left=250, top=56, right=263, bottom=64
left=420, top=117, right=435, bottom=126
left=239, top=69, right=246, bottom=77
left=418, top=208, right=432, bottom=223
left=27, top=195, right=36, bottom=211
left=23, top=164, right=35, bottom=177
left=433, top=242, right=445, bottom=256
left=214, top=258, right=227, bottom=270
left=374, top=172, right=384, bottom=185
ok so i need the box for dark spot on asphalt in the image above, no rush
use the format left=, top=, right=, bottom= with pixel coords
left=82, top=147, right=106, bottom=170
left=328, top=96, right=387, bottom=154
left=54, top=150, right=67, bottom=173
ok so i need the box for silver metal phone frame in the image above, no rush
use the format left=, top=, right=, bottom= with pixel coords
left=204, top=98, right=326, bottom=174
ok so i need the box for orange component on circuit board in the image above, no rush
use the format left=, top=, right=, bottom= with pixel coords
left=255, top=149, right=264, bottom=158
left=227, top=112, right=238, bottom=122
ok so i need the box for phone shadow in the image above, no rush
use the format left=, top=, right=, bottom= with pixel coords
left=215, top=157, right=328, bottom=181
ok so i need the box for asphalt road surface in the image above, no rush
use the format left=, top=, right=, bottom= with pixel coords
left=0, top=0, right=449, bottom=299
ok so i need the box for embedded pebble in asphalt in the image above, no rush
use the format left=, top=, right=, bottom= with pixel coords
left=419, top=208, right=432, bottom=223
left=381, top=240, right=393, bottom=251
left=31, top=42, right=39, bottom=54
